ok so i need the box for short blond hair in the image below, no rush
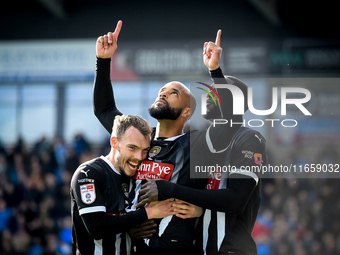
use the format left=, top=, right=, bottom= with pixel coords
left=112, top=115, right=152, bottom=140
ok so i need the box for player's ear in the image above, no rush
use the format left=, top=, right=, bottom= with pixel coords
left=110, top=136, right=118, bottom=149
left=181, top=107, right=191, bottom=119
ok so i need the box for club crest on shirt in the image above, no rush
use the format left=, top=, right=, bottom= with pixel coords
left=254, top=153, right=262, bottom=165
left=80, top=184, right=96, bottom=204
left=149, top=146, right=162, bottom=158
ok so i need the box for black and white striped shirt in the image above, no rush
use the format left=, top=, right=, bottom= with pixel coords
left=70, top=156, right=147, bottom=255
left=157, top=127, right=266, bottom=255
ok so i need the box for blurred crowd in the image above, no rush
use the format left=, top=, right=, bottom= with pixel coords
left=0, top=134, right=108, bottom=255
left=0, top=134, right=339, bottom=255
left=254, top=145, right=340, bottom=255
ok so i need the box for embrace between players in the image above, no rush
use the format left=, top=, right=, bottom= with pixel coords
left=70, top=20, right=267, bottom=255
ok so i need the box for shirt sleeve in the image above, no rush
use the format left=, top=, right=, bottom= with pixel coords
left=71, top=164, right=148, bottom=240
left=156, top=178, right=256, bottom=214
left=81, top=210, right=148, bottom=240
left=206, top=67, right=241, bottom=152
left=229, top=129, right=266, bottom=185
left=93, top=57, right=122, bottom=134
left=71, top=164, right=106, bottom=214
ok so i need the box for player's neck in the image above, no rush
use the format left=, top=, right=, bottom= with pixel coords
left=156, top=120, right=184, bottom=138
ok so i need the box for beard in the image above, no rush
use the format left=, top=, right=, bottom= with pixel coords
left=115, top=145, right=139, bottom=178
left=115, top=150, right=130, bottom=177
left=149, top=103, right=183, bottom=120
left=202, top=97, right=222, bottom=121
left=202, top=105, right=222, bottom=120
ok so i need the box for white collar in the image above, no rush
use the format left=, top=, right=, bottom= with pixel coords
left=205, top=126, right=231, bottom=153
left=154, top=133, right=185, bottom=141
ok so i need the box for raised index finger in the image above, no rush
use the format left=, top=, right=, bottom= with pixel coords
left=113, top=20, right=123, bottom=39
left=215, top=29, right=221, bottom=47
